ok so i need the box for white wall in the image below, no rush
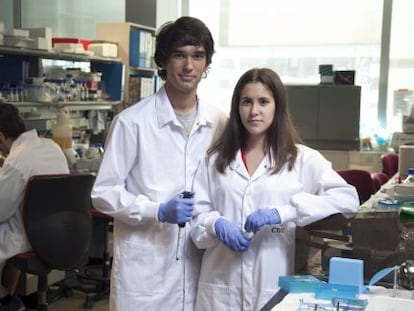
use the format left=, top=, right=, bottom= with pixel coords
left=20, top=0, right=125, bottom=39
left=0, top=0, right=15, bottom=29
left=156, top=0, right=182, bottom=27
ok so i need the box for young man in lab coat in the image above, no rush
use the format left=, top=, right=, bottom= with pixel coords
left=91, top=16, right=227, bottom=310
left=0, top=102, right=69, bottom=310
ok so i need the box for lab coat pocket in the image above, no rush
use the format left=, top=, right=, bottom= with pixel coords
left=112, top=241, right=160, bottom=295
left=196, top=282, right=231, bottom=311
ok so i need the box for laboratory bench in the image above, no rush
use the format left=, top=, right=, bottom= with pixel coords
left=352, top=177, right=414, bottom=279
left=266, top=287, right=414, bottom=311
left=263, top=175, right=414, bottom=310
left=296, top=175, right=414, bottom=280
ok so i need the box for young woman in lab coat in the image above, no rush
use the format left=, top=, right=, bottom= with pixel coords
left=91, top=17, right=227, bottom=310
left=190, top=68, right=360, bottom=310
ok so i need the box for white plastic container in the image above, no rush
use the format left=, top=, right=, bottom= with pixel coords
left=404, top=168, right=414, bottom=183
left=88, top=42, right=118, bottom=58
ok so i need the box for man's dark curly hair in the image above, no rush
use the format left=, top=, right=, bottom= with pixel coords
left=0, top=102, right=26, bottom=139
left=154, top=16, right=215, bottom=80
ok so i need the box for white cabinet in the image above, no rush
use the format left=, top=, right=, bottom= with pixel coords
left=286, top=85, right=361, bottom=150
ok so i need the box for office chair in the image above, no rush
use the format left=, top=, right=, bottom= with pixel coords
left=77, top=208, right=113, bottom=309
left=336, top=168, right=376, bottom=204
left=8, top=173, right=94, bottom=311
left=371, top=171, right=390, bottom=192
left=381, top=153, right=399, bottom=178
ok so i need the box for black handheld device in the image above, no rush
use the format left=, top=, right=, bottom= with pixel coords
left=179, top=191, right=194, bottom=227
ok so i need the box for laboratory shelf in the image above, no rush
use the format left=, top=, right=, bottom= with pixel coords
left=0, top=45, right=124, bottom=102
left=129, top=66, right=157, bottom=77
left=0, top=46, right=122, bottom=64
left=12, top=100, right=121, bottom=111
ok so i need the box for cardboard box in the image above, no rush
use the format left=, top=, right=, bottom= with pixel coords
left=53, top=43, right=86, bottom=54
left=23, top=27, right=52, bottom=40
left=29, top=37, right=52, bottom=51
left=4, top=35, right=32, bottom=48
left=88, top=41, right=118, bottom=57
left=5, top=28, right=30, bottom=38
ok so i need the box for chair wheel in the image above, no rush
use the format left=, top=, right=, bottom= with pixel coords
left=63, top=287, right=73, bottom=297
left=83, top=300, right=94, bottom=309
left=39, top=303, right=48, bottom=311
left=83, top=295, right=95, bottom=309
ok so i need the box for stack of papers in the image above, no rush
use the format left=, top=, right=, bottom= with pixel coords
left=394, top=183, right=414, bottom=200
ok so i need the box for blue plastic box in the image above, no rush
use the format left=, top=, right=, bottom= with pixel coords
left=278, top=275, right=323, bottom=293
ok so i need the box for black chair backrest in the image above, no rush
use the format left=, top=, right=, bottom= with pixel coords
left=22, top=173, right=94, bottom=270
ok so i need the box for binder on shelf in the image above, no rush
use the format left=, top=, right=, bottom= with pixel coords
left=129, top=29, right=153, bottom=68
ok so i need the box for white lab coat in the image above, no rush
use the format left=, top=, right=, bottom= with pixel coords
left=0, top=129, right=69, bottom=264
left=91, top=86, right=227, bottom=311
left=191, top=145, right=359, bottom=311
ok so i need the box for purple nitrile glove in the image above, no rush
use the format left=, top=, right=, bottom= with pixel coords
left=158, top=193, right=194, bottom=224
left=214, top=218, right=251, bottom=252
left=244, top=208, right=281, bottom=233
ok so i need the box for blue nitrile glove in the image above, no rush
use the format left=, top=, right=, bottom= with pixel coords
left=244, top=208, right=281, bottom=233
left=214, top=218, right=251, bottom=252
left=158, top=193, right=194, bottom=224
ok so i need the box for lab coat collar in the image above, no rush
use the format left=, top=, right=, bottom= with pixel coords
left=12, top=129, right=39, bottom=147
left=155, top=87, right=177, bottom=128
left=155, top=86, right=213, bottom=129
left=9, top=129, right=39, bottom=154
left=229, top=149, right=276, bottom=180
left=196, top=97, right=213, bottom=127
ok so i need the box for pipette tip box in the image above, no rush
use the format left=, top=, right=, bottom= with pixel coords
left=278, top=275, right=323, bottom=293
left=315, top=257, right=366, bottom=300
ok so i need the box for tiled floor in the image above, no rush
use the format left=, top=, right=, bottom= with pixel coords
left=20, top=270, right=110, bottom=311
left=48, top=290, right=109, bottom=311
left=22, top=289, right=109, bottom=311
left=49, top=270, right=110, bottom=311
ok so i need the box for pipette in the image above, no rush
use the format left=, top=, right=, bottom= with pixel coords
left=175, top=191, right=194, bottom=260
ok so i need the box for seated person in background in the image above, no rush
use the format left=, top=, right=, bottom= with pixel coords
left=0, top=101, right=69, bottom=310
left=190, top=68, right=360, bottom=310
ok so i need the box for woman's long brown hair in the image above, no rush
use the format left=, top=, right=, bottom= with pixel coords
left=208, top=68, right=301, bottom=174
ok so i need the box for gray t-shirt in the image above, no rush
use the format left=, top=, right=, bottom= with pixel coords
left=175, top=104, right=197, bottom=136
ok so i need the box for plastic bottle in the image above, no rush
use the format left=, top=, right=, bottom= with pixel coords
left=52, top=108, right=80, bottom=167
left=65, top=73, right=74, bottom=90
left=404, top=168, right=414, bottom=184
left=52, top=108, right=73, bottom=150
left=82, top=81, right=89, bottom=101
